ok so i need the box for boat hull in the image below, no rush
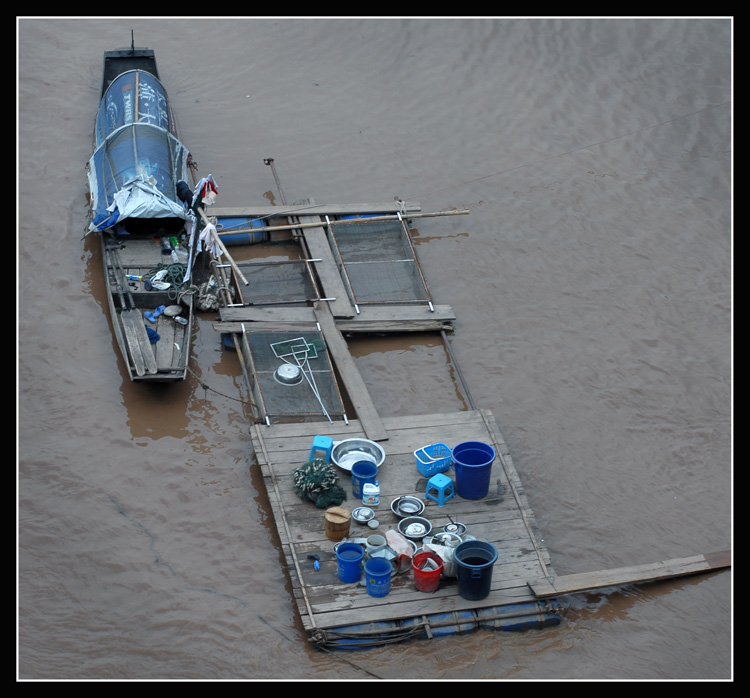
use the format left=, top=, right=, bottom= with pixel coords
left=91, top=47, right=197, bottom=382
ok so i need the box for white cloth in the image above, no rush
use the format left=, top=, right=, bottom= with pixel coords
left=199, top=222, right=221, bottom=257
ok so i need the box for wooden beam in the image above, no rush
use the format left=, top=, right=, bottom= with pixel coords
left=313, top=302, right=388, bottom=442
left=216, top=303, right=456, bottom=333
left=527, top=550, right=731, bottom=599
left=295, top=202, right=357, bottom=319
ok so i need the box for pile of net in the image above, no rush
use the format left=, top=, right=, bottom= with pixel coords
left=292, top=458, right=346, bottom=508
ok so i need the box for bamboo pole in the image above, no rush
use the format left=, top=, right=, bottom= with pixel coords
left=213, top=208, right=470, bottom=237
left=197, top=206, right=249, bottom=285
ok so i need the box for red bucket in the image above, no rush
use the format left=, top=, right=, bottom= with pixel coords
left=412, top=551, right=444, bottom=593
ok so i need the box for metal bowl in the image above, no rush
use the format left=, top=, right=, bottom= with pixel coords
left=331, top=438, right=386, bottom=472
left=352, top=507, right=375, bottom=523
left=390, top=495, right=425, bottom=518
left=397, top=516, right=433, bottom=541
left=443, top=522, right=467, bottom=536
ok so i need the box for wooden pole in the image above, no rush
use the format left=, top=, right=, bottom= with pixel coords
left=196, top=206, right=249, bottom=285
left=213, top=209, right=471, bottom=238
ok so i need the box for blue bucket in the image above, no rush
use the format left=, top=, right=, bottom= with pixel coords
left=452, top=441, right=496, bottom=499
left=454, top=540, right=498, bottom=601
left=365, top=557, right=392, bottom=597
left=336, top=542, right=364, bottom=583
left=351, top=460, right=378, bottom=498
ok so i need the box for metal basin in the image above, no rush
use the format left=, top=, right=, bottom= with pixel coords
left=352, top=507, right=375, bottom=523
left=398, top=516, right=433, bottom=541
left=390, top=495, right=425, bottom=518
left=331, top=438, right=386, bottom=472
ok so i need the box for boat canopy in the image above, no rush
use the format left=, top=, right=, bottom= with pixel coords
left=87, top=69, right=190, bottom=232
left=95, top=69, right=174, bottom=145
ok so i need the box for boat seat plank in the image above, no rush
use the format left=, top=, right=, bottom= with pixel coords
left=155, top=316, right=176, bottom=370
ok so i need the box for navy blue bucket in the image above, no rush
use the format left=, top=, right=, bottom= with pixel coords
left=454, top=540, right=498, bottom=601
left=452, top=441, right=496, bottom=499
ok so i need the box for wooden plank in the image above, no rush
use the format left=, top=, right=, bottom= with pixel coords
left=154, top=316, right=176, bottom=370
left=313, top=302, right=388, bottom=442
left=294, top=199, right=356, bottom=318
left=527, top=551, right=731, bottom=599
left=215, top=304, right=456, bottom=333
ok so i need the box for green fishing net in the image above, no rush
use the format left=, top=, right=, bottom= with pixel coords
left=292, top=458, right=346, bottom=508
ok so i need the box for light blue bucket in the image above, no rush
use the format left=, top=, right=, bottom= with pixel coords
left=365, top=557, right=392, bottom=597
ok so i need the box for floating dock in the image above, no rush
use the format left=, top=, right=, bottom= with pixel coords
left=204, top=195, right=729, bottom=650
left=248, top=409, right=561, bottom=648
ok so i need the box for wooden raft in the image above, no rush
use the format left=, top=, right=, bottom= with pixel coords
left=250, top=408, right=557, bottom=636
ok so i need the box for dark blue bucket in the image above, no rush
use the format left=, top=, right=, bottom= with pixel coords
left=452, top=441, right=496, bottom=499
left=351, top=460, right=378, bottom=498
left=454, top=540, right=498, bottom=601
left=336, top=542, right=364, bottom=583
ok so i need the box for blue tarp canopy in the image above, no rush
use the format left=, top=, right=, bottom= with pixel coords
left=87, top=69, right=190, bottom=231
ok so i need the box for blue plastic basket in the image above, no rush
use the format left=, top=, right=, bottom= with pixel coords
left=415, top=443, right=452, bottom=477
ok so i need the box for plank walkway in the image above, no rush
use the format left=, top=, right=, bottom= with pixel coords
left=250, top=407, right=559, bottom=645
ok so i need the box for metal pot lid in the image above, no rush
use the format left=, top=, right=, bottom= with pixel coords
left=273, top=364, right=304, bottom=385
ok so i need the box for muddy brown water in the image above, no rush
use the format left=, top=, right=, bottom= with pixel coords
left=18, top=17, right=732, bottom=680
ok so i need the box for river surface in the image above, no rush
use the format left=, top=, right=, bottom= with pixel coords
left=17, top=17, right=732, bottom=680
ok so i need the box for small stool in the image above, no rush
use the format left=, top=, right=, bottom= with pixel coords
left=424, top=473, right=456, bottom=507
left=309, top=435, right=333, bottom=463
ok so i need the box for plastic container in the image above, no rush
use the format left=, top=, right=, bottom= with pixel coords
left=362, top=481, right=380, bottom=507
left=364, top=557, right=392, bottom=597
left=336, top=542, right=364, bottom=583
left=351, top=460, right=379, bottom=499
left=415, top=443, right=452, bottom=477
left=412, top=551, right=444, bottom=592
left=452, top=441, right=496, bottom=499
left=215, top=217, right=267, bottom=246
left=454, top=540, right=498, bottom=600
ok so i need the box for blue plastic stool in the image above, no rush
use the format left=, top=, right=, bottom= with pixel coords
left=309, top=435, right=333, bottom=463
left=424, top=472, right=456, bottom=506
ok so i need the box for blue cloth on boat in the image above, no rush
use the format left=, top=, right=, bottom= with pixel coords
left=146, top=327, right=160, bottom=344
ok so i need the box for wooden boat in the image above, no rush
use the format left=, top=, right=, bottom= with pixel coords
left=86, top=42, right=203, bottom=382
